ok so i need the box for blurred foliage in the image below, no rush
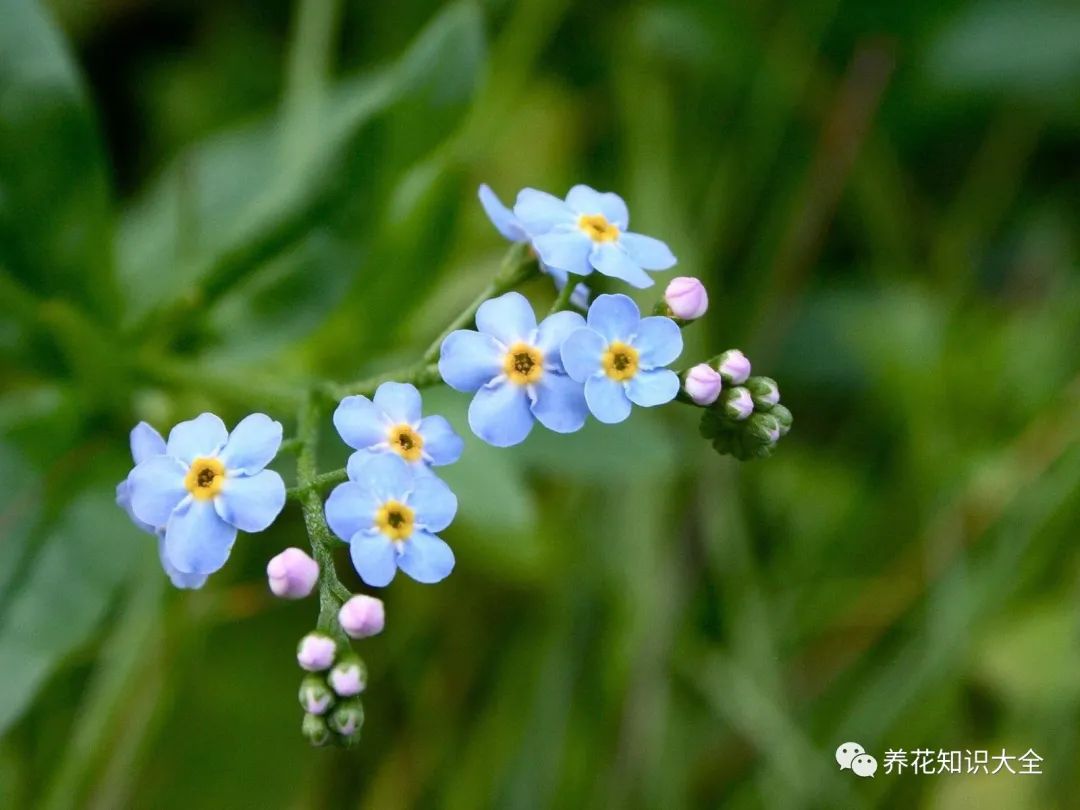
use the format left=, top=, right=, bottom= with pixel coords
left=1, top=0, right=1079, bottom=807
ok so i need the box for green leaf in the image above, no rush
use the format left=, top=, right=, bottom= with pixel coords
left=0, top=0, right=116, bottom=320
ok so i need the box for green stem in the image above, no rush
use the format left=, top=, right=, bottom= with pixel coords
left=286, top=467, right=348, bottom=501
left=548, top=278, right=577, bottom=314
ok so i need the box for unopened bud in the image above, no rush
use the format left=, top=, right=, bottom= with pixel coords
left=770, top=403, right=793, bottom=436
left=721, top=387, right=754, bottom=421
left=328, top=698, right=365, bottom=738
left=664, top=277, right=709, bottom=320
left=297, top=632, right=336, bottom=671
left=745, top=376, right=780, bottom=409
left=338, top=595, right=385, bottom=639
left=328, top=657, right=368, bottom=697
left=746, top=413, right=781, bottom=445
left=302, top=712, right=331, bottom=747
left=299, top=675, right=334, bottom=715
left=684, top=364, right=723, bottom=406
left=716, top=349, right=751, bottom=384
left=267, top=547, right=319, bottom=599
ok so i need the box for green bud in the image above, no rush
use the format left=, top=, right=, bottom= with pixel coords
left=302, top=712, right=331, bottom=747
left=328, top=698, right=365, bottom=738
left=770, top=403, right=793, bottom=436
left=711, top=429, right=735, bottom=456
left=299, top=675, right=334, bottom=715
left=728, top=431, right=754, bottom=461
left=751, top=441, right=775, bottom=459
left=745, top=376, right=780, bottom=409
left=699, top=408, right=724, bottom=440
left=746, top=413, right=781, bottom=446
left=720, top=387, right=754, bottom=421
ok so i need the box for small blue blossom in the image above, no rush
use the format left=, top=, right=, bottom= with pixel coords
left=513, top=184, right=676, bottom=289
left=334, top=382, right=463, bottom=470
left=125, top=413, right=287, bottom=578
left=116, top=422, right=207, bottom=589
left=438, top=291, right=588, bottom=447
left=561, top=294, right=684, bottom=424
left=478, top=184, right=590, bottom=308
left=324, top=453, right=457, bottom=587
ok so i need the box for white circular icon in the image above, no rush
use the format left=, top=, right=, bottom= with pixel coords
left=835, top=742, right=865, bottom=769
left=851, top=753, right=878, bottom=778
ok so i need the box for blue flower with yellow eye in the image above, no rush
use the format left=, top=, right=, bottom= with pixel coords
left=125, top=413, right=286, bottom=577
left=116, top=422, right=207, bottom=589
left=324, top=453, right=457, bottom=587
left=513, top=184, right=676, bottom=289
left=478, top=184, right=589, bottom=308
left=438, top=291, right=588, bottom=447
left=334, top=382, right=463, bottom=470
left=560, top=294, right=683, bottom=424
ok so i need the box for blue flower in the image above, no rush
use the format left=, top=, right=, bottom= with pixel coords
left=116, top=422, right=207, bottom=589
left=126, top=413, right=287, bottom=577
left=334, top=382, right=463, bottom=470
left=324, top=453, right=457, bottom=587
left=513, top=184, right=676, bottom=289
left=479, top=184, right=590, bottom=308
left=560, top=294, right=684, bottom=424
left=438, top=291, right=589, bottom=447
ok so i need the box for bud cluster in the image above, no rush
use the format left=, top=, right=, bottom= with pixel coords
left=695, top=350, right=792, bottom=460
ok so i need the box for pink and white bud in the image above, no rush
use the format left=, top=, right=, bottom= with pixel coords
left=684, top=363, right=723, bottom=406
left=299, top=675, right=334, bottom=715
left=297, top=632, right=336, bottom=671
left=721, top=387, right=754, bottom=421
left=338, top=595, right=385, bottom=639
left=329, top=658, right=368, bottom=697
left=267, top=547, right=319, bottom=599
left=716, top=349, right=751, bottom=384
left=664, top=277, right=709, bottom=320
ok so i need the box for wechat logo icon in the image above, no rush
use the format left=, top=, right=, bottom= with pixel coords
left=836, top=742, right=878, bottom=778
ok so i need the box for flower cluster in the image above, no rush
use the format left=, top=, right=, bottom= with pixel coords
left=115, top=180, right=791, bottom=748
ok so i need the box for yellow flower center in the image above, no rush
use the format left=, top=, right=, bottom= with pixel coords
left=578, top=213, right=619, bottom=243
left=388, top=424, right=424, bottom=462
left=184, top=456, right=225, bottom=501
left=503, top=342, right=545, bottom=385
left=602, top=341, right=640, bottom=381
left=375, top=499, right=415, bottom=541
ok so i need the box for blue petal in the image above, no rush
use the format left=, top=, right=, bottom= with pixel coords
left=418, top=415, right=464, bottom=466
left=468, top=381, right=534, bottom=447
left=565, top=185, right=629, bottom=229
left=373, top=381, right=422, bottom=425
left=590, top=243, right=654, bottom=289
left=533, top=230, right=592, bottom=277
left=475, top=292, right=537, bottom=346
left=349, top=532, right=398, bottom=587
left=333, top=395, right=386, bottom=450
left=128, top=455, right=188, bottom=527
left=586, top=294, right=641, bottom=343
left=626, top=368, right=680, bottom=407
left=130, top=422, right=166, bottom=465
left=620, top=232, right=676, bottom=270
left=439, top=330, right=504, bottom=392
left=157, top=535, right=207, bottom=589
left=346, top=452, right=414, bottom=501
left=397, top=530, right=455, bottom=584
left=325, top=480, right=379, bottom=541
left=409, top=473, right=457, bottom=532
left=163, top=499, right=237, bottom=576
left=218, top=413, right=282, bottom=474
left=585, top=375, right=633, bottom=424
left=165, top=413, right=228, bottom=464
left=559, top=327, right=606, bottom=382
left=633, top=316, right=684, bottom=367
left=534, top=310, right=586, bottom=368
left=116, top=479, right=156, bottom=535
left=478, top=184, right=527, bottom=241
left=513, top=188, right=575, bottom=235
left=530, top=372, right=588, bottom=434
left=215, top=470, right=286, bottom=532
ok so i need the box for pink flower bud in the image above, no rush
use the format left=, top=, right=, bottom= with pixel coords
left=664, top=277, right=709, bottom=320
left=329, top=658, right=367, bottom=697
left=338, top=595, right=385, bottom=639
left=684, top=363, right=723, bottom=405
left=297, top=633, right=336, bottom=671
left=716, top=349, right=751, bottom=384
left=267, top=547, right=319, bottom=599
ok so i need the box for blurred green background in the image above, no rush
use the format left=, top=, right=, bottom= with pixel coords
left=1, top=0, right=1079, bottom=807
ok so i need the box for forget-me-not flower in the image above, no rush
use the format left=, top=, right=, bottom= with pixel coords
left=116, top=422, right=207, bottom=589
left=126, top=413, right=286, bottom=577
left=513, top=184, right=676, bottom=289
left=334, top=382, right=463, bottom=470
left=479, top=184, right=590, bottom=308
left=561, top=294, right=684, bottom=424
left=324, top=453, right=457, bottom=586
left=438, top=291, right=588, bottom=447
